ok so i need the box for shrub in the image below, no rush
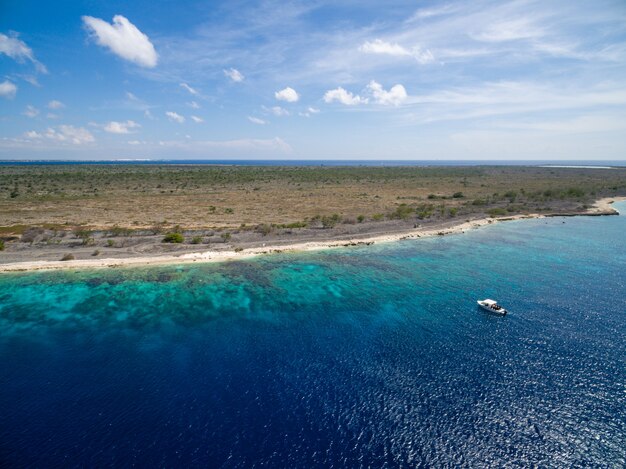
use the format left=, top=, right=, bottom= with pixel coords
left=191, top=236, right=203, bottom=244
left=60, top=254, right=75, bottom=261
left=163, top=232, right=184, bottom=243
left=372, top=213, right=385, bottom=221
left=107, top=225, right=132, bottom=237
left=452, top=192, right=464, bottom=198
left=0, top=239, right=4, bottom=251
left=449, top=207, right=458, bottom=217
left=92, top=249, right=100, bottom=256
left=567, top=187, right=585, bottom=197
left=220, top=232, right=231, bottom=241
left=427, top=194, right=438, bottom=199
left=234, top=247, right=244, bottom=252
left=321, top=214, right=341, bottom=228
left=504, top=190, right=517, bottom=202
left=488, top=208, right=507, bottom=218
left=106, top=239, right=115, bottom=247
left=357, top=215, right=365, bottom=223
left=257, top=224, right=273, bottom=236
left=472, top=199, right=486, bottom=206
left=391, top=204, right=414, bottom=220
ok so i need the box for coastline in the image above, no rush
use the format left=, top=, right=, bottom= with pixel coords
left=1, top=197, right=623, bottom=273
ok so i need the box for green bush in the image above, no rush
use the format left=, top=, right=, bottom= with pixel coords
left=449, top=207, right=458, bottom=217
left=0, top=239, right=4, bottom=251
left=191, top=236, right=203, bottom=244
left=221, top=232, right=231, bottom=241
left=357, top=215, right=365, bottom=223
left=60, top=253, right=75, bottom=261
left=371, top=213, right=384, bottom=221
left=163, top=232, right=184, bottom=243
left=391, top=204, right=414, bottom=220
left=452, top=192, right=464, bottom=198
left=488, top=208, right=507, bottom=218
left=321, top=214, right=341, bottom=228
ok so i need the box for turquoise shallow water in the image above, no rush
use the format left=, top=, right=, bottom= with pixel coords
left=1, top=204, right=625, bottom=467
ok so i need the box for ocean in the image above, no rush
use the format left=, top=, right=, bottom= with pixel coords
left=0, top=205, right=624, bottom=467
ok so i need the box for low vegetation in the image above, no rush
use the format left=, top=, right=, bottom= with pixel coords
left=0, top=165, right=623, bottom=240
left=162, top=232, right=184, bottom=243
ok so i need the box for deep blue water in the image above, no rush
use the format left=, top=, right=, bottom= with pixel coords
left=1, top=206, right=625, bottom=467
left=1, top=159, right=625, bottom=167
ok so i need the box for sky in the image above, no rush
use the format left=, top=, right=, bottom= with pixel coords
left=1, top=0, right=626, bottom=161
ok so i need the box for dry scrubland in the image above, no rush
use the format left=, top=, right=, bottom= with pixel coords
left=0, top=164, right=625, bottom=262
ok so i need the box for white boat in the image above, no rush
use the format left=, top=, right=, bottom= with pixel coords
left=477, top=299, right=508, bottom=315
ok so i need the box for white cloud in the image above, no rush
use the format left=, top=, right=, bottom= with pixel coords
left=359, top=39, right=434, bottom=64
left=0, top=80, right=17, bottom=99
left=23, top=105, right=39, bottom=118
left=299, top=106, right=321, bottom=117
left=104, top=120, right=141, bottom=134
left=187, top=101, right=200, bottom=109
left=191, top=116, right=204, bottom=123
left=126, top=92, right=139, bottom=101
left=367, top=81, right=408, bottom=106
left=266, top=106, right=289, bottom=116
left=82, top=15, right=158, bottom=68
left=45, top=125, right=95, bottom=145
left=248, top=116, right=267, bottom=125
left=24, top=130, right=43, bottom=139
left=224, top=68, right=244, bottom=82
left=0, top=32, right=47, bottom=73
left=323, top=87, right=368, bottom=106
left=47, top=100, right=65, bottom=110
left=275, top=87, right=299, bottom=102
left=180, top=83, right=199, bottom=95
left=360, top=39, right=410, bottom=56
left=144, top=110, right=154, bottom=119
left=166, top=111, right=185, bottom=123
left=47, top=113, right=59, bottom=119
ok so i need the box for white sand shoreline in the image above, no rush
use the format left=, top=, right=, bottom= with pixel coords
left=1, top=197, right=623, bottom=273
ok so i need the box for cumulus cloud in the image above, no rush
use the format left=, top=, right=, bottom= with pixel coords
left=224, top=68, right=244, bottom=82
left=0, top=32, right=47, bottom=73
left=23, top=105, right=39, bottom=118
left=0, top=80, right=17, bottom=99
left=323, top=87, right=368, bottom=105
left=248, top=116, right=267, bottom=125
left=24, top=130, right=43, bottom=139
left=166, top=111, right=185, bottom=123
left=265, top=106, right=289, bottom=116
left=275, top=87, right=299, bottom=102
left=299, top=107, right=321, bottom=117
left=367, top=81, right=408, bottom=106
left=82, top=15, right=158, bottom=68
left=45, top=125, right=95, bottom=144
left=104, top=120, right=141, bottom=134
left=47, top=100, right=65, bottom=110
left=359, top=39, right=434, bottom=64
left=180, top=83, right=199, bottom=95
left=191, top=116, right=204, bottom=123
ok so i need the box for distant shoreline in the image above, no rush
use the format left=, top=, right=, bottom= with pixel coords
left=1, top=197, right=622, bottom=274
left=1, top=160, right=626, bottom=167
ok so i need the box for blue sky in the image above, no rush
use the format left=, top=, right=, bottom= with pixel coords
left=1, top=0, right=626, bottom=160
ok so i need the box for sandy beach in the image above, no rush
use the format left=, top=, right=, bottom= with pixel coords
left=1, top=197, right=622, bottom=273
